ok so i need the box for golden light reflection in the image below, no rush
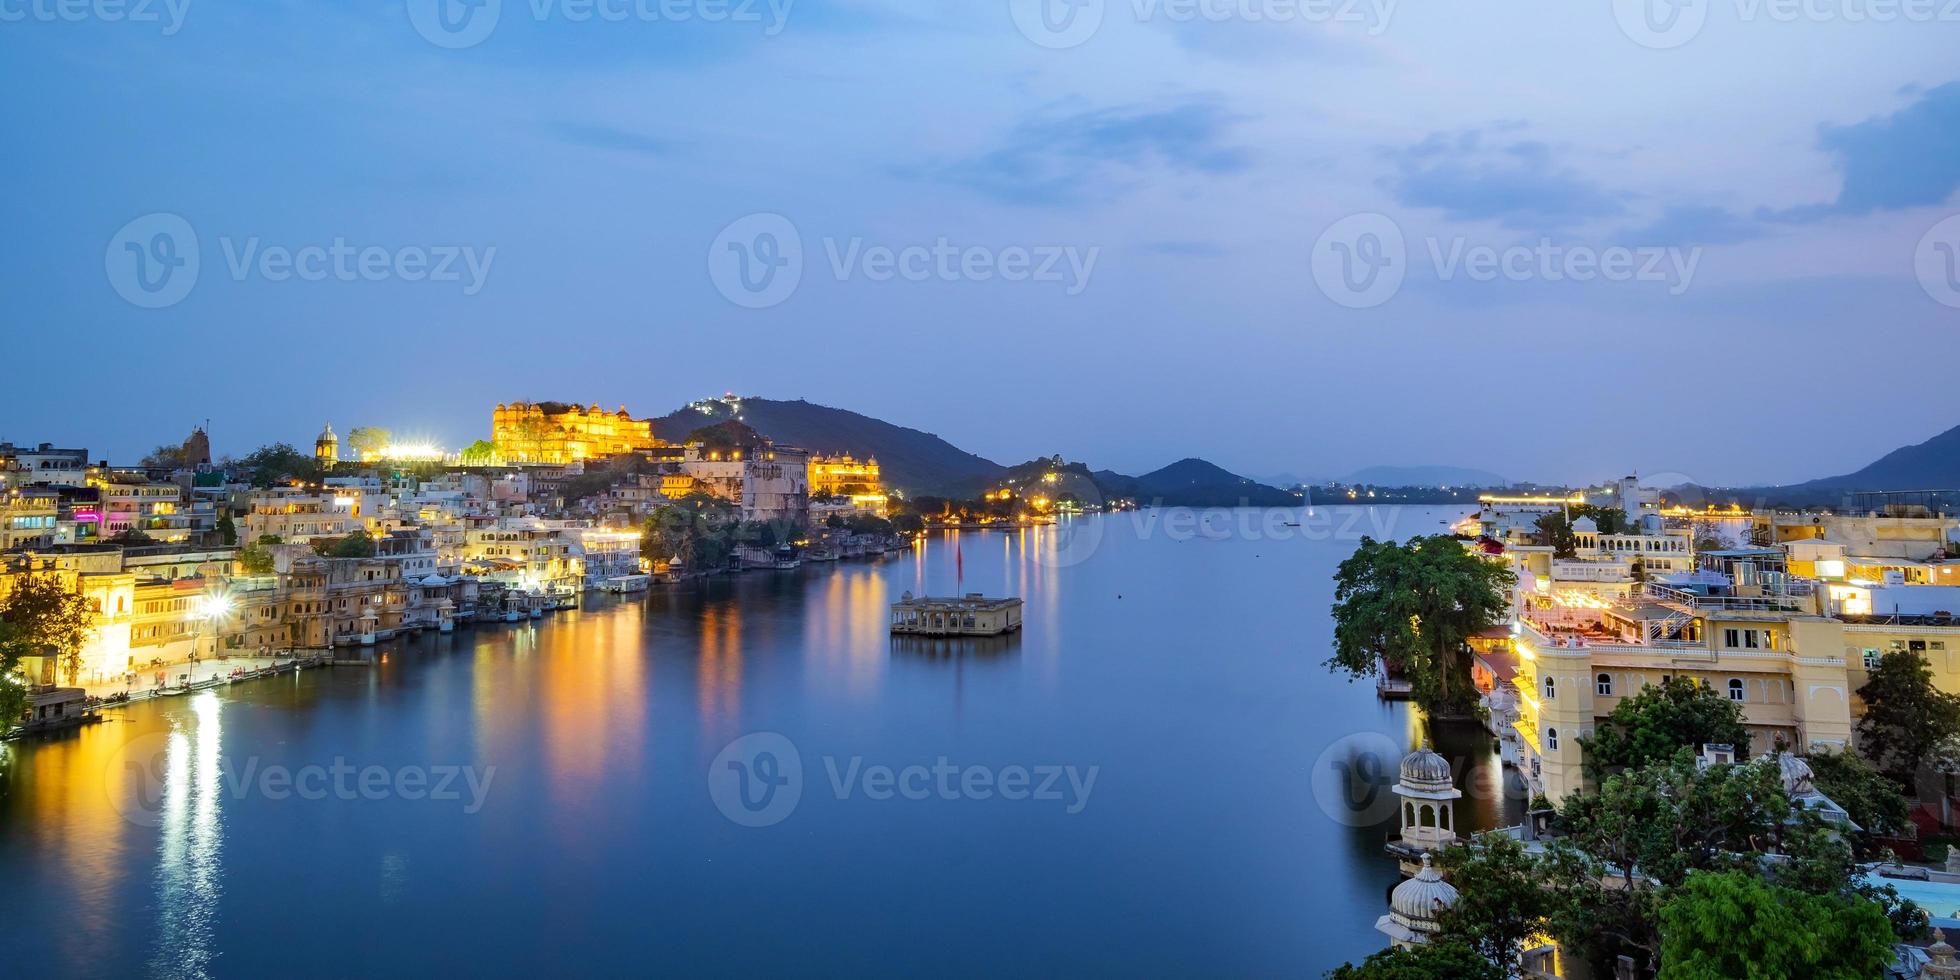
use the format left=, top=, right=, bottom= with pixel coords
left=697, top=603, right=743, bottom=734
left=152, top=691, right=223, bottom=978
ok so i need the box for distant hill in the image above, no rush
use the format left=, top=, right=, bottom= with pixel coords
left=1342, top=465, right=1509, bottom=488
left=651, top=398, right=1005, bottom=495
left=1679, top=421, right=1960, bottom=509
left=1098, top=458, right=1299, bottom=507
left=1786, top=423, right=1960, bottom=491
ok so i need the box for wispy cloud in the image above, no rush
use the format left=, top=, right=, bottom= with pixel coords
left=1378, top=128, right=1626, bottom=231
left=927, top=99, right=1252, bottom=207
left=1764, top=81, right=1960, bottom=222
left=549, top=121, right=674, bottom=157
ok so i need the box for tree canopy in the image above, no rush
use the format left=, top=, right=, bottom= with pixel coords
left=238, top=443, right=322, bottom=488
left=1656, top=870, right=1894, bottom=980
left=1805, top=747, right=1910, bottom=845
left=1856, top=649, right=1960, bottom=787
left=1325, top=941, right=1503, bottom=980
left=1327, top=535, right=1513, bottom=714
left=1579, top=677, right=1751, bottom=777
left=1534, top=505, right=1632, bottom=558
left=1435, top=832, right=1553, bottom=968
left=0, top=574, right=98, bottom=686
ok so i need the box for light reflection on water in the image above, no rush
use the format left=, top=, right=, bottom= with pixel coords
left=0, top=506, right=1518, bottom=976
left=150, top=691, right=223, bottom=980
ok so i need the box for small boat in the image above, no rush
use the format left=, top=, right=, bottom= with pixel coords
left=600, top=574, right=651, bottom=594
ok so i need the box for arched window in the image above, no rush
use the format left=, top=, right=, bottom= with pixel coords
left=1596, top=673, right=1613, bottom=696
left=1546, top=727, right=1559, bottom=751
left=1544, top=676, right=1556, bottom=700
left=1728, top=678, right=1745, bottom=702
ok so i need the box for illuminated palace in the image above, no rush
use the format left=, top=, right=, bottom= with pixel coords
left=491, top=401, right=662, bottom=464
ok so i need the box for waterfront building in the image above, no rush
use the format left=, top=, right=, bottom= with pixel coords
left=890, top=593, right=1024, bottom=636
left=492, top=401, right=661, bottom=464
left=674, top=443, right=811, bottom=524
left=809, top=454, right=881, bottom=496
left=463, top=518, right=585, bottom=596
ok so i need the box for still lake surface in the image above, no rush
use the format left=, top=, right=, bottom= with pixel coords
left=0, top=506, right=1523, bottom=977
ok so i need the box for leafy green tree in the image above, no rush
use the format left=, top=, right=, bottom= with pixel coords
left=1856, top=649, right=1960, bottom=787
left=239, top=443, right=322, bottom=488
left=1580, top=677, right=1750, bottom=777
left=215, top=514, right=237, bottom=546
left=345, top=427, right=391, bottom=459
left=315, top=531, right=375, bottom=558
left=0, top=573, right=98, bottom=685
left=1436, top=832, right=1554, bottom=968
left=890, top=513, right=923, bottom=535
left=459, top=439, right=499, bottom=466
left=141, top=444, right=189, bottom=469
left=238, top=544, right=276, bottom=575
left=1534, top=505, right=1631, bottom=558
left=1805, top=747, right=1909, bottom=845
left=643, top=492, right=739, bottom=569
left=1326, top=941, right=1503, bottom=980
left=1327, top=535, right=1515, bottom=714
left=1656, top=870, right=1894, bottom=980
left=0, top=621, right=39, bottom=729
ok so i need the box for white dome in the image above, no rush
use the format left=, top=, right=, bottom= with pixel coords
left=1399, top=745, right=1453, bottom=794
left=1387, top=854, right=1458, bottom=936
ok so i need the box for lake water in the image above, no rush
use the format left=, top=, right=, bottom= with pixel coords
left=0, top=505, right=1523, bottom=977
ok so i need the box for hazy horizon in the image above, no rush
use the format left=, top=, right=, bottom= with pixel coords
left=5, top=2, right=1957, bottom=488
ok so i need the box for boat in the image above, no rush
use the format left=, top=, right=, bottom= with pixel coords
left=600, top=574, right=651, bottom=594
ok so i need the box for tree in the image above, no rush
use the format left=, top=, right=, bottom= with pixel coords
left=1327, top=535, right=1514, bottom=715
left=1805, top=747, right=1909, bottom=845
left=1534, top=505, right=1631, bottom=558
left=1436, top=833, right=1554, bottom=969
left=346, top=427, right=391, bottom=459
left=238, top=443, right=322, bottom=488
left=1656, top=870, right=1894, bottom=980
left=1580, top=677, right=1750, bottom=777
left=238, top=544, right=276, bottom=575
left=0, top=573, right=98, bottom=685
left=215, top=514, right=237, bottom=546
left=1326, top=941, right=1503, bottom=980
left=141, top=444, right=189, bottom=469
left=0, top=621, right=39, bottom=728
left=643, top=492, right=739, bottom=569
left=458, top=439, right=499, bottom=466
left=1856, top=649, right=1960, bottom=787
left=319, top=531, right=376, bottom=558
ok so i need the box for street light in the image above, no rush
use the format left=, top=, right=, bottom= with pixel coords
left=187, top=591, right=234, bottom=665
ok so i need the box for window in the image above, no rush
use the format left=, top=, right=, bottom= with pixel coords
left=1728, top=678, right=1745, bottom=702
left=1597, top=673, right=1613, bottom=696
left=1546, top=728, right=1559, bottom=751
left=1724, top=628, right=1740, bottom=648
left=1544, top=676, right=1556, bottom=700
left=1864, top=648, right=1882, bottom=670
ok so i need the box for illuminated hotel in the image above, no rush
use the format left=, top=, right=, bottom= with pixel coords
left=491, top=401, right=663, bottom=464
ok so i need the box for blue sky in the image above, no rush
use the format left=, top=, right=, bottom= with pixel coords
left=1, top=0, right=1957, bottom=486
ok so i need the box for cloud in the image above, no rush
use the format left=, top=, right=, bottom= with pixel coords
left=1617, top=205, right=1767, bottom=248
left=1764, top=81, right=1960, bottom=222
left=929, top=99, right=1252, bottom=206
left=549, top=122, right=673, bottom=157
left=1378, top=128, right=1626, bottom=230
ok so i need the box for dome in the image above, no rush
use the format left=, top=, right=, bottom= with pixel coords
left=1571, top=516, right=1597, bottom=533
left=316, top=423, right=337, bottom=444
left=1387, top=854, right=1458, bottom=937
left=1776, top=752, right=1815, bottom=796
left=1399, top=745, right=1453, bottom=794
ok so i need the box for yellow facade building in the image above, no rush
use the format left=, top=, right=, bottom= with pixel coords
left=492, top=402, right=661, bottom=464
